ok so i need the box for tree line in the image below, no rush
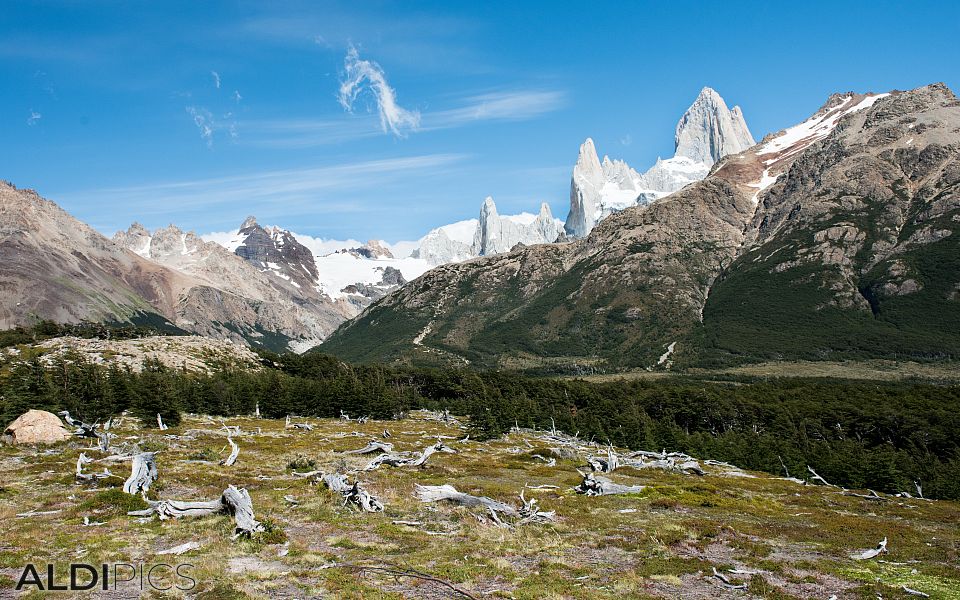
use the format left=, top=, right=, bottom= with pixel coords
left=2, top=348, right=958, bottom=500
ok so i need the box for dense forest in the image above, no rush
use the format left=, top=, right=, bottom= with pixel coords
left=2, top=339, right=959, bottom=500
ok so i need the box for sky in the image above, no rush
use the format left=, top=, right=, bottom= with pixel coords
left=2, top=0, right=958, bottom=245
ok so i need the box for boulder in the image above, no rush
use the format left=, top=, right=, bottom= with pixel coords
left=4, top=409, right=71, bottom=444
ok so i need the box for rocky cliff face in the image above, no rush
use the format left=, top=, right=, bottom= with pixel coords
left=564, top=87, right=755, bottom=238
left=472, top=197, right=563, bottom=256
left=674, top=87, right=755, bottom=165
left=233, top=217, right=320, bottom=291
left=322, top=83, right=960, bottom=370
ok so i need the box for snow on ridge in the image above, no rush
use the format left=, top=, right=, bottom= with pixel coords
left=758, top=93, right=890, bottom=158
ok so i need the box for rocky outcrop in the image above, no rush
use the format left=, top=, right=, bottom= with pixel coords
left=565, top=87, right=755, bottom=238
left=674, top=87, right=755, bottom=165
left=472, top=198, right=563, bottom=256
left=233, top=217, right=320, bottom=290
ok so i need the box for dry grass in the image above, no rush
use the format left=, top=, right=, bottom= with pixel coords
left=0, top=412, right=957, bottom=598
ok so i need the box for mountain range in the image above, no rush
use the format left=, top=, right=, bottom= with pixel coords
left=320, top=83, right=960, bottom=370
left=4, top=84, right=956, bottom=370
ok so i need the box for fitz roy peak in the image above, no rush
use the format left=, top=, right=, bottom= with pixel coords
left=564, top=87, right=755, bottom=238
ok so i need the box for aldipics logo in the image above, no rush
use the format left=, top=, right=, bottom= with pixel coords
left=15, top=563, right=196, bottom=592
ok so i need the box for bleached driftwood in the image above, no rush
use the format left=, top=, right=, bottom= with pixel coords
left=129, top=485, right=265, bottom=538
left=902, top=585, right=930, bottom=598
left=362, top=441, right=454, bottom=471
left=321, top=474, right=384, bottom=512
left=123, top=452, right=158, bottom=495
left=415, top=484, right=518, bottom=517
left=59, top=411, right=111, bottom=452
left=844, top=489, right=885, bottom=502
left=75, top=453, right=112, bottom=481
left=711, top=567, right=748, bottom=590
left=221, top=436, right=239, bottom=466
left=588, top=448, right=705, bottom=476
left=574, top=472, right=645, bottom=496
left=586, top=448, right=619, bottom=473
left=414, top=485, right=554, bottom=527
left=157, top=413, right=168, bottom=431
left=853, top=537, right=888, bottom=560
left=382, top=429, right=392, bottom=438
left=807, top=465, right=838, bottom=487
left=286, top=415, right=314, bottom=431
left=157, top=541, right=202, bottom=555
left=343, top=440, right=394, bottom=455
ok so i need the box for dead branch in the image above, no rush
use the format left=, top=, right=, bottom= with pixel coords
left=221, top=436, right=239, bottom=466
left=807, top=465, right=838, bottom=488
left=336, top=563, right=478, bottom=600
left=156, top=413, right=168, bottom=431
left=75, top=453, right=112, bottom=482
left=853, top=537, right=888, bottom=560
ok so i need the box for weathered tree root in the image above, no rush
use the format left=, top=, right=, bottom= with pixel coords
left=574, top=471, right=645, bottom=496
left=363, top=441, right=455, bottom=471
left=321, top=474, right=384, bottom=512
left=123, top=452, right=158, bottom=495
left=128, top=485, right=266, bottom=538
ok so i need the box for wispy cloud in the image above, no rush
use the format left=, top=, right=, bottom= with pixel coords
left=211, top=70, right=221, bottom=89
left=247, top=89, right=565, bottom=148
left=186, top=106, right=237, bottom=147
left=62, top=154, right=467, bottom=223
left=26, top=110, right=42, bottom=126
left=232, top=90, right=242, bottom=103
left=338, top=45, right=420, bottom=137
left=425, top=90, right=566, bottom=129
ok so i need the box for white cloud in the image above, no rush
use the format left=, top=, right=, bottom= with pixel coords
left=186, top=106, right=237, bottom=147
left=232, top=90, right=242, bottom=103
left=338, top=45, right=420, bottom=137
left=246, top=89, right=564, bottom=148
left=26, top=110, right=42, bottom=126
left=620, top=134, right=632, bottom=146
left=211, top=70, right=221, bottom=89
left=201, top=229, right=419, bottom=258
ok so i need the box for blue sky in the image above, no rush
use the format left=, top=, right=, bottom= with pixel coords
left=2, top=0, right=958, bottom=243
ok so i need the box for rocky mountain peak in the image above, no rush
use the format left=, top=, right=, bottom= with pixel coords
left=240, top=215, right=258, bottom=231
left=675, top=87, right=755, bottom=165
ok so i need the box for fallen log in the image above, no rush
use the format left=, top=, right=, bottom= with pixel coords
left=574, top=472, right=645, bottom=496
left=415, top=484, right=518, bottom=517
left=343, top=440, right=394, bottom=455
left=363, top=441, right=454, bottom=471
left=123, top=452, right=158, bottom=496
left=129, top=485, right=265, bottom=538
